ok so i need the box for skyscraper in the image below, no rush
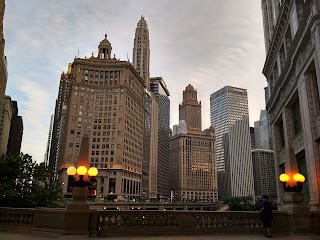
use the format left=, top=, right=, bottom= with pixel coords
left=48, top=70, right=71, bottom=178
left=210, top=86, right=254, bottom=199
left=254, top=110, right=272, bottom=150
left=170, top=84, right=218, bottom=202
left=7, top=101, right=23, bottom=156
left=132, top=16, right=158, bottom=199
left=179, top=84, right=202, bottom=133
left=54, top=35, right=146, bottom=201
left=252, top=149, right=277, bottom=199
left=0, top=95, right=12, bottom=155
left=44, top=115, right=54, bottom=166
left=150, top=77, right=170, bottom=198
left=0, top=0, right=7, bottom=124
left=133, top=16, right=150, bottom=90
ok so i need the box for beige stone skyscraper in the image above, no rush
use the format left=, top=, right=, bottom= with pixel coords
left=170, top=84, right=218, bottom=202
left=56, top=35, right=146, bottom=201
left=133, top=16, right=150, bottom=90
left=132, top=16, right=158, bottom=199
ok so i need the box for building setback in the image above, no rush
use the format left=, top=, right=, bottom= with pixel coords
left=54, top=35, right=146, bottom=201
left=170, top=84, right=218, bottom=202
left=261, top=0, right=320, bottom=211
left=210, top=86, right=255, bottom=199
left=150, top=77, right=170, bottom=198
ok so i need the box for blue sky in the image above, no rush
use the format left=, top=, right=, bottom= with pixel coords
left=4, top=0, right=267, bottom=162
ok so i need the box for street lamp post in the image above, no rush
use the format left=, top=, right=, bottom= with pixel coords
left=63, top=136, right=99, bottom=236
left=279, top=172, right=307, bottom=212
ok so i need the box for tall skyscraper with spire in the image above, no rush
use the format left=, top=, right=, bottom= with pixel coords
left=133, top=16, right=150, bottom=90
left=132, top=16, right=158, bottom=199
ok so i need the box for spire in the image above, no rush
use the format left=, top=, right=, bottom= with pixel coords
left=132, top=16, right=150, bottom=89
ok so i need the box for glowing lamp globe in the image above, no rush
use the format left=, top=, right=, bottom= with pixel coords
left=77, top=166, right=88, bottom=176
left=88, top=167, right=98, bottom=177
left=279, top=173, right=290, bottom=182
left=67, top=166, right=77, bottom=176
left=293, top=173, right=305, bottom=183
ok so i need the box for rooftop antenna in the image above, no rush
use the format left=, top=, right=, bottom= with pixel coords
left=127, top=52, right=129, bottom=62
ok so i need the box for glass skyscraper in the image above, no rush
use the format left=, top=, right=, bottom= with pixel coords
left=210, top=86, right=254, bottom=199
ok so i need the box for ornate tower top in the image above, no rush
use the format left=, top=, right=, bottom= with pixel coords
left=98, top=34, right=112, bottom=59
left=182, top=84, right=199, bottom=105
left=179, top=84, right=202, bottom=132
left=132, top=16, right=150, bottom=89
left=137, top=16, right=148, bottom=28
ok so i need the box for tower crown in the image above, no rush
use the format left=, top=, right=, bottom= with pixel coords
left=98, top=34, right=112, bottom=59
left=137, top=16, right=148, bottom=28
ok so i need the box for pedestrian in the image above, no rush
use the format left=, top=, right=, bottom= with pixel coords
left=259, top=194, right=273, bottom=238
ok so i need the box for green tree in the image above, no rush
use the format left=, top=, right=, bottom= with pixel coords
left=223, top=197, right=256, bottom=211
left=0, top=153, right=62, bottom=208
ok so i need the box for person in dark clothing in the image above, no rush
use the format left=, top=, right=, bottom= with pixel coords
left=259, top=194, right=273, bottom=238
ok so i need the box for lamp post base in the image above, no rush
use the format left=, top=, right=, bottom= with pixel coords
left=282, top=192, right=311, bottom=233
left=282, top=192, right=307, bottom=213
left=64, top=187, right=91, bottom=235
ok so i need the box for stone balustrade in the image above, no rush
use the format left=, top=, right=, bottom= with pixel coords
left=0, top=207, right=319, bottom=237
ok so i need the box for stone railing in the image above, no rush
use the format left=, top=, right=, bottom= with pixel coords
left=97, top=210, right=290, bottom=236
left=0, top=207, right=33, bottom=229
left=0, top=207, right=318, bottom=237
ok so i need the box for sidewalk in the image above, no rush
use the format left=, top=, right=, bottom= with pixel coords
left=1, top=232, right=320, bottom=240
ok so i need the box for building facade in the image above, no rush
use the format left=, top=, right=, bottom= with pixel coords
left=0, top=0, right=6, bottom=124
left=49, top=71, right=71, bottom=178
left=210, top=86, right=255, bottom=199
left=55, top=35, right=146, bottom=201
left=261, top=0, right=320, bottom=210
left=170, top=84, right=218, bottom=202
left=7, top=101, right=23, bottom=155
left=150, top=77, right=170, bottom=198
left=44, top=115, right=54, bottom=165
left=0, top=95, right=12, bottom=155
left=252, top=149, right=277, bottom=199
left=132, top=16, right=158, bottom=199
left=254, top=110, right=272, bottom=150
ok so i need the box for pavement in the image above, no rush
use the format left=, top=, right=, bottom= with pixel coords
left=1, top=232, right=320, bottom=240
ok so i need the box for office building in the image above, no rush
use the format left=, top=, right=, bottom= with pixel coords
left=210, top=86, right=255, bottom=199
left=252, top=149, right=277, bottom=199
left=53, top=35, right=145, bottom=201
left=170, top=84, right=218, bottom=202
left=261, top=0, right=320, bottom=210
left=254, top=110, right=272, bottom=150
left=133, top=16, right=158, bottom=199
left=0, top=95, right=12, bottom=155
left=150, top=77, right=170, bottom=198
left=44, top=115, right=54, bottom=165
left=7, top=101, right=23, bottom=155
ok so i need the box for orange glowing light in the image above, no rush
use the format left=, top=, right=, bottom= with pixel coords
left=279, top=173, right=290, bottom=182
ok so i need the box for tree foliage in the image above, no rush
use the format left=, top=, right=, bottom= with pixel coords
left=223, top=196, right=256, bottom=211
left=0, top=153, right=62, bottom=208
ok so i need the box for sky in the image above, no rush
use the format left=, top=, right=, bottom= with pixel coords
left=4, top=0, right=267, bottom=163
